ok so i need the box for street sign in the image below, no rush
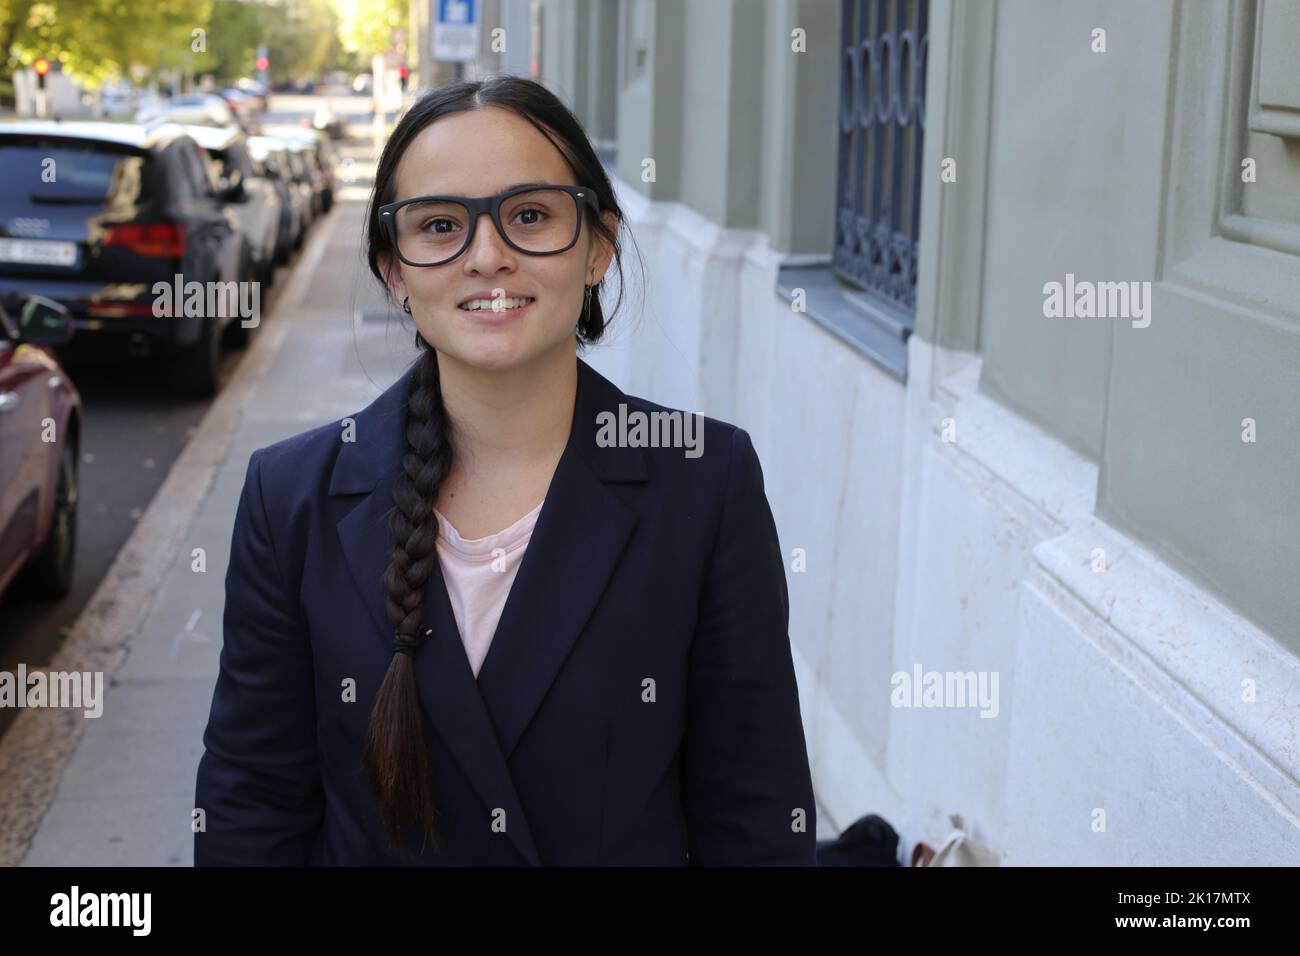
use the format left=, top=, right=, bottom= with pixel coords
left=433, top=0, right=479, bottom=63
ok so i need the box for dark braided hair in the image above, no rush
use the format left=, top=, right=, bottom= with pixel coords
left=362, top=74, right=640, bottom=856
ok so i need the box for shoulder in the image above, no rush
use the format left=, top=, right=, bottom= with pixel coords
left=592, top=382, right=769, bottom=544
left=609, top=387, right=764, bottom=486
left=245, top=417, right=346, bottom=490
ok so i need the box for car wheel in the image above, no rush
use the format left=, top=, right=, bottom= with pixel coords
left=169, top=315, right=220, bottom=397
left=222, top=308, right=256, bottom=349
left=24, top=438, right=79, bottom=600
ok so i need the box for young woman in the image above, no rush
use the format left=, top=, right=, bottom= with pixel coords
left=194, top=75, right=817, bottom=866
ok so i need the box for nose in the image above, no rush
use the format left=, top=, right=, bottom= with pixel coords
left=460, top=210, right=514, bottom=273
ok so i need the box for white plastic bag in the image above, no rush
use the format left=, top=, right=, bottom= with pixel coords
left=911, top=813, right=999, bottom=866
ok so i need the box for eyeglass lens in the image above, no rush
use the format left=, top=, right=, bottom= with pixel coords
left=393, top=188, right=580, bottom=265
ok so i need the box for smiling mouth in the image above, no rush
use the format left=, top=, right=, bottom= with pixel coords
left=458, top=296, right=536, bottom=312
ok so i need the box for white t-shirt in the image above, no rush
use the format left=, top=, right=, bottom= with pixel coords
left=432, top=499, right=544, bottom=679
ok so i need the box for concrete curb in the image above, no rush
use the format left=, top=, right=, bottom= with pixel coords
left=0, top=205, right=340, bottom=866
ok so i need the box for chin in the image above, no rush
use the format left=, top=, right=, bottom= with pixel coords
left=441, top=335, right=546, bottom=373
left=436, top=314, right=573, bottom=369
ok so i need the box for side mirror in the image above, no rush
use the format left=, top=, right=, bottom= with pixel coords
left=16, top=295, right=73, bottom=346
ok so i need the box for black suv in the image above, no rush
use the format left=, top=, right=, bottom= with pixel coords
left=0, top=119, right=250, bottom=397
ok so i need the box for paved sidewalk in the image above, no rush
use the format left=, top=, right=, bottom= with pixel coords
left=4, top=185, right=421, bottom=865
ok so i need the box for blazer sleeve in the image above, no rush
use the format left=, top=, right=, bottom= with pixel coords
left=193, top=450, right=324, bottom=865
left=680, top=426, right=818, bottom=865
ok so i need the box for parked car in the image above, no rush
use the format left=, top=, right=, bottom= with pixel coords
left=0, top=119, right=250, bottom=397
left=0, top=293, right=80, bottom=601
left=214, top=89, right=261, bottom=133
left=247, top=135, right=313, bottom=255
left=97, top=82, right=137, bottom=119
left=234, top=78, right=269, bottom=113
left=134, top=88, right=167, bottom=117
left=136, top=93, right=237, bottom=129
left=283, top=146, right=319, bottom=233
left=273, top=127, right=336, bottom=212
left=311, top=102, right=346, bottom=140
left=291, top=142, right=328, bottom=218
left=181, top=124, right=282, bottom=287
left=219, top=88, right=257, bottom=119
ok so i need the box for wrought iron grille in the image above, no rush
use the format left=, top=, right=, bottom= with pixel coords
left=834, top=0, right=929, bottom=315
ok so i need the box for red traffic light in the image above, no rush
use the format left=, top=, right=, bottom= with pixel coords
left=256, top=56, right=269, bottom=71
left=33, top=57, right=50, bottom=76
left=399, top=65, right=408, bottom=78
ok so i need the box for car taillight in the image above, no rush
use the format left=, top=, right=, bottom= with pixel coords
left=102, top=222, right=186, bottom=258
left=88, top=301, right=157, bottom=317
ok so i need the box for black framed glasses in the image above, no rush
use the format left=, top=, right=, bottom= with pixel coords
left=378, top=183, right=601, bottom=267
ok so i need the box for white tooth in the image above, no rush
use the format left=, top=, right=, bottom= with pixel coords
left=462, top=297, right=532, bottom=311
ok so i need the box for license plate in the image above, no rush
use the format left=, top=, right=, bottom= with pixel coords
left=0, top=238, right=78, bottom=266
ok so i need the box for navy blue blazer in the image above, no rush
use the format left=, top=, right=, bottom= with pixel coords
left=193, top=356, right=817, bottom=865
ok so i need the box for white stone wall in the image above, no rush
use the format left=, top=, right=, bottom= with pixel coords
left=891, top=336, right=1300, bottom=863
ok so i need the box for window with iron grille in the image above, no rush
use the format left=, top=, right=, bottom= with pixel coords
left=835, top=0, right=929, bottom=325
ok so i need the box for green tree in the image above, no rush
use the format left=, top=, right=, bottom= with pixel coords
left=205, top=0, right=269, bottom=83
left=1, top=0, right=209, bottom=89
left=332, top=0, right=404, bottom=62
left=264, top=0, right=339, bottom=86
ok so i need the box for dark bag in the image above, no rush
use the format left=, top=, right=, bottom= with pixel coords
left=814, top=813, right=902, bottom=867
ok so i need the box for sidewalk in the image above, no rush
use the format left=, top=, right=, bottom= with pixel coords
left=2, top=180, right=420, bottom=865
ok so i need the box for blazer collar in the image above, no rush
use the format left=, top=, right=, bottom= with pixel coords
left=329, top=355, right=647, bottom=495
left=332, top=355, right=647, bottom=865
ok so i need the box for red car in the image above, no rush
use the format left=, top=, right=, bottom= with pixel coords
left=0, top=293, right=80, bottom=600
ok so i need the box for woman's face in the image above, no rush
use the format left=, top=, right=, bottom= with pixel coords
left=381, top=106, right=618, bottom=373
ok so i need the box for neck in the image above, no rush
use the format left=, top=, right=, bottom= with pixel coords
left=435, top=344, right=578, bottom=478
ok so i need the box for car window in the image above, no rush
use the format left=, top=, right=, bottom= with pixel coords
left=0, top=137, right=152, bottom=210
left=177, top=140, right=217, bottom=198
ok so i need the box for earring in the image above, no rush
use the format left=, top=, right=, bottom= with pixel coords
left=401, top=296, right=411, bottom=314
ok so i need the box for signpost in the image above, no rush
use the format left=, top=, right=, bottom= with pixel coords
left=433, top=0, right=479, bottom=63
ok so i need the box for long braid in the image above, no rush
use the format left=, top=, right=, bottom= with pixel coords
left=364, top=346, right=452, bottom=854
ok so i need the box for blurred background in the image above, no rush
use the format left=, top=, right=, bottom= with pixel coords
left=0, top=0, right=1297, bottom=867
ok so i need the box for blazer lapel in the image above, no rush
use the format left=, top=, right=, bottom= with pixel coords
left=330, top=356, right=647, bottom=866
left=475, top=358, right=647, bottom=759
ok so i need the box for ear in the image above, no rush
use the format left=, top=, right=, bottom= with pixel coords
left=586, top=209, right=620, bottom=285
left=378, top=250, right=407, bottom=304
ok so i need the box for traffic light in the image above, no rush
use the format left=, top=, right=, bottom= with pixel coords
left=256, top=56, right=269, bottom=72
left=399, top=64, right=408, bottom=91
left=34, top=57, right=49, bottom=90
